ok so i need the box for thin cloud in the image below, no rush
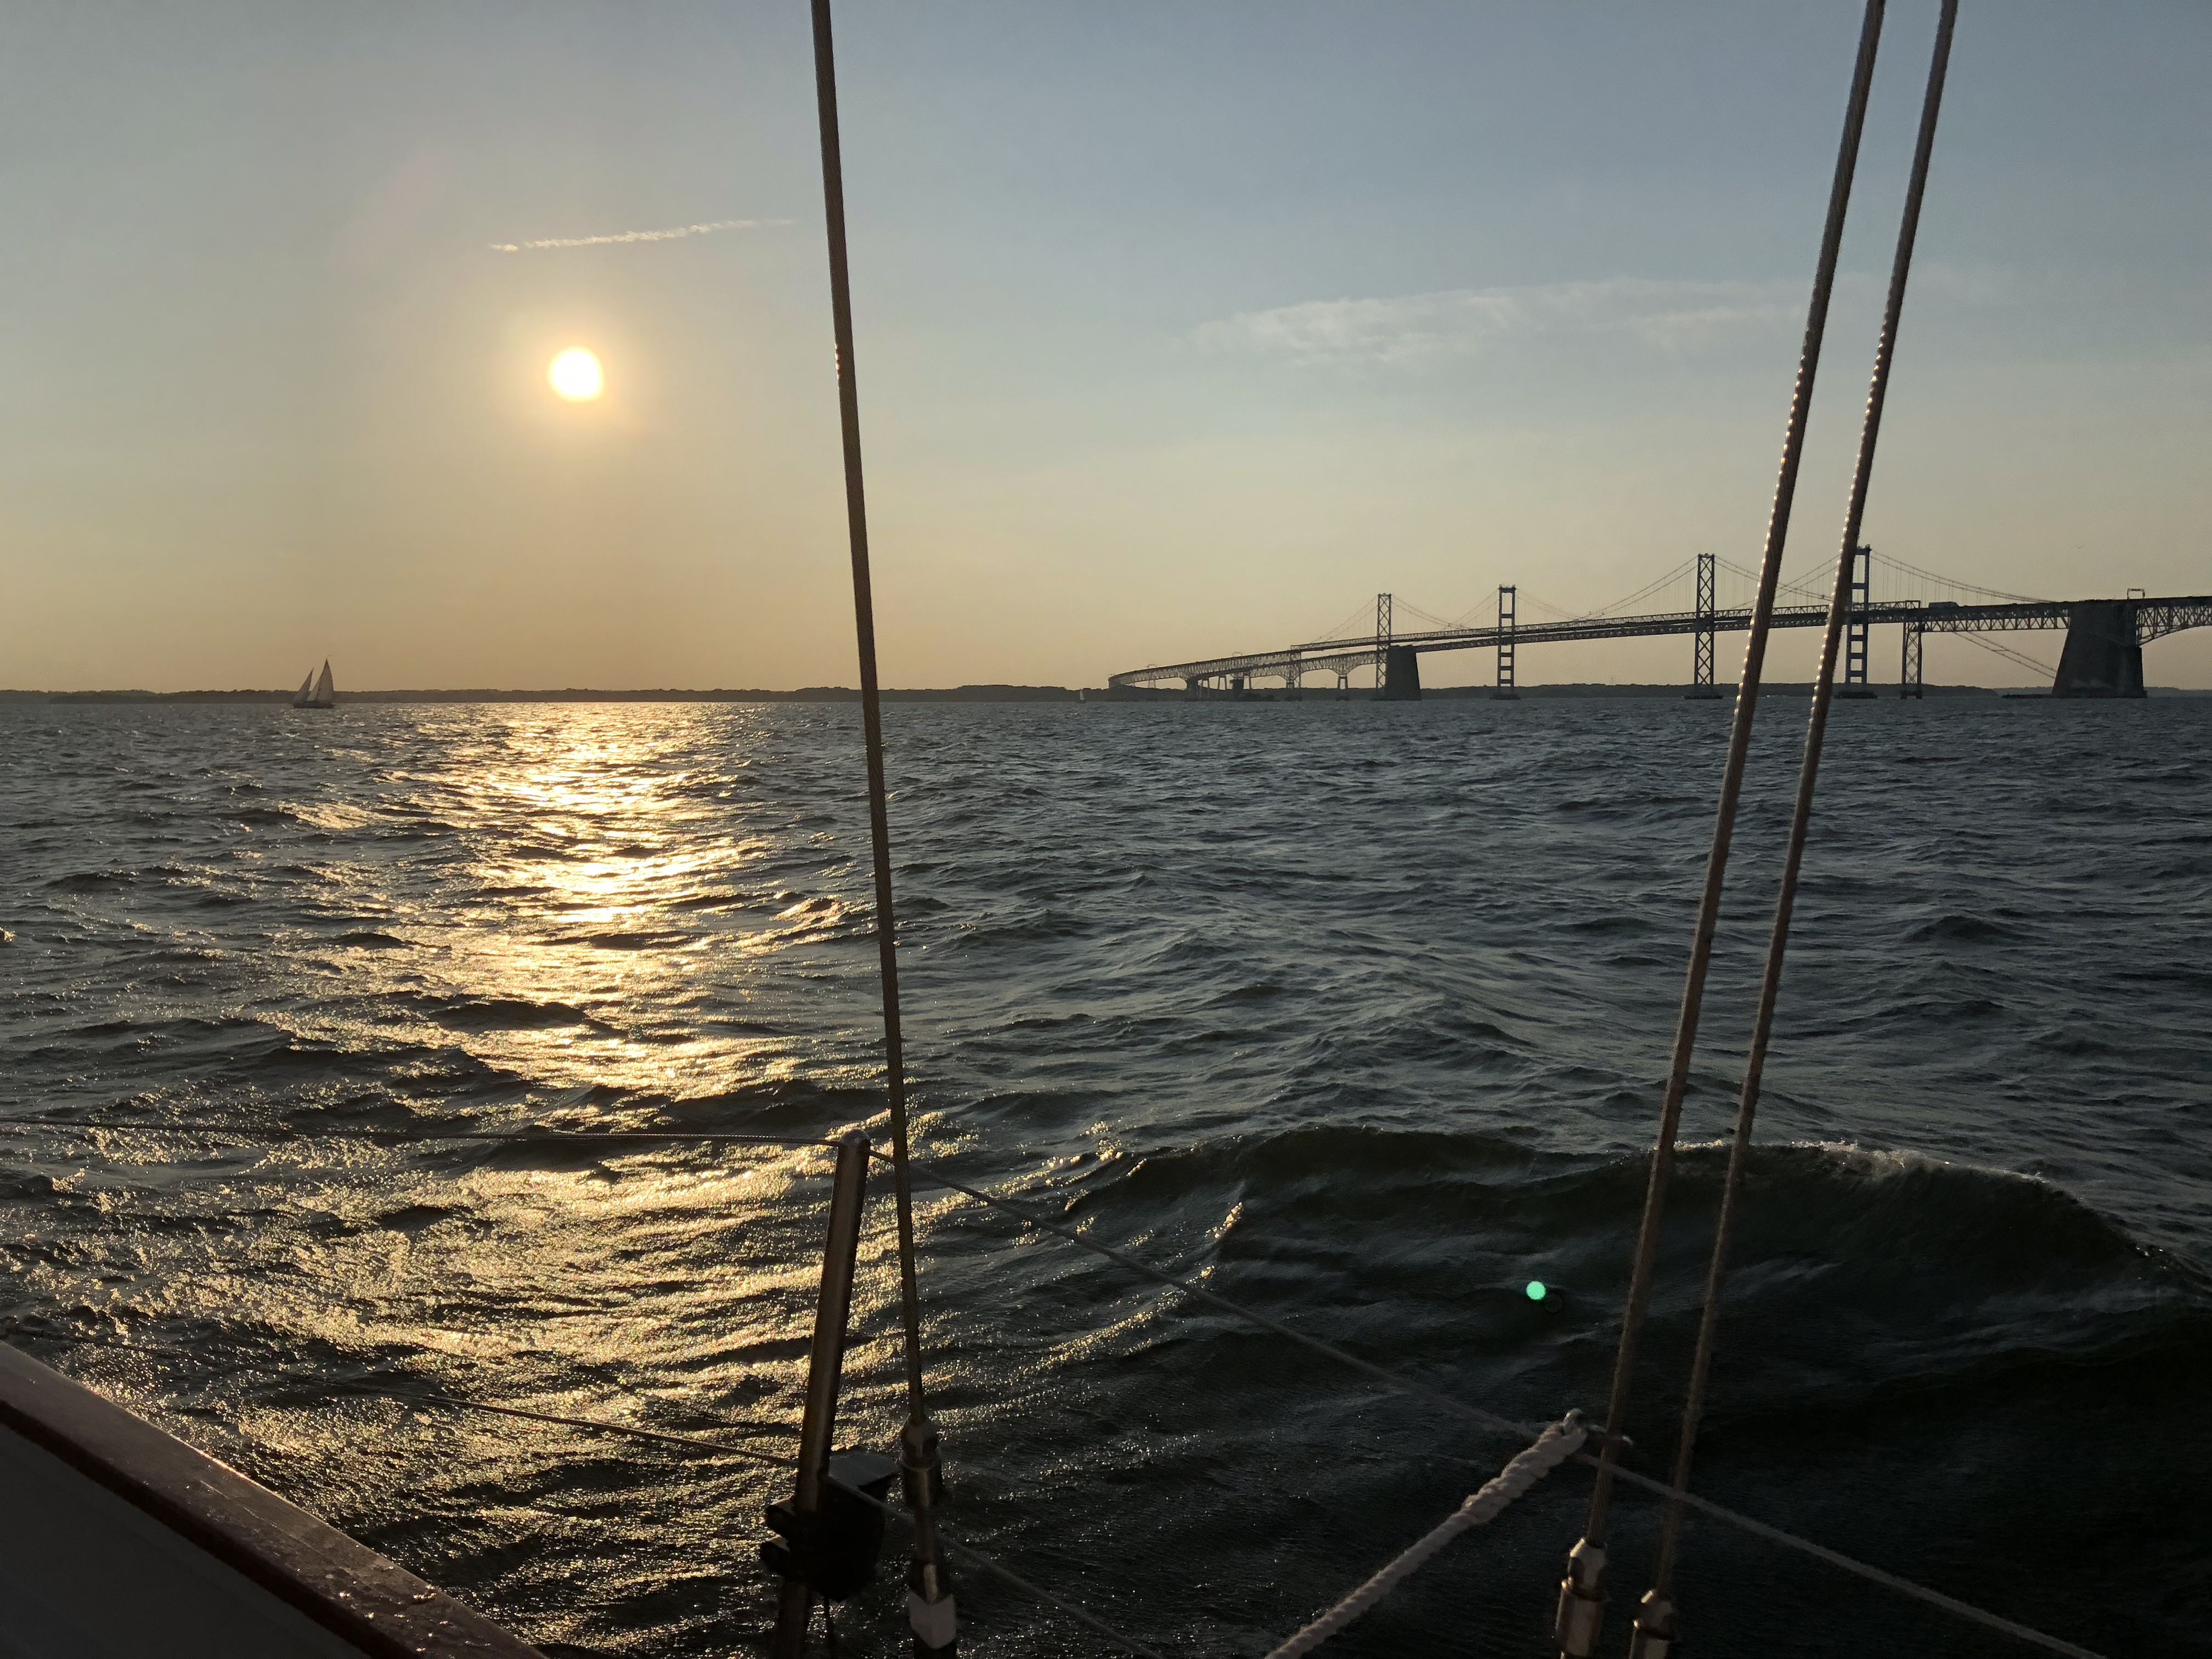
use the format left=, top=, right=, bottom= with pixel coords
left=490, top=217, right=789, bottom=253
left=1192, top=276, right=1816, bottom=365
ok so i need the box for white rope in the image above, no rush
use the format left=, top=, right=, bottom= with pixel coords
left=1263, top=1415, right=1588, bottom=1659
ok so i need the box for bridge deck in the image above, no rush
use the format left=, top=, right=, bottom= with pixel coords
left=1108, top=596, right=2212, bottom=687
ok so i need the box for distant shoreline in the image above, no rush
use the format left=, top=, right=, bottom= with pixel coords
left=15, top=682, right=2207, bottom=704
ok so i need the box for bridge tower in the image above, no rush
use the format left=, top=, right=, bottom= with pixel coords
left=1494, top=585, right=1520, bottom=700
left=1900, top=620, right=1925, bottom=698
left=1839, top=544, right=1876, bottom=699
left=1373, top=594, right=1392, bottom=691
left=1686, top=550, right=1722, bottom=698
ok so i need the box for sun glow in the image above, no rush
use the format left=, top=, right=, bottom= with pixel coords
left=548, top=347, right=603, bottom=402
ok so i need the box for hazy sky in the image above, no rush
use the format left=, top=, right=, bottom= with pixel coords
left=4, top=1, right=2207, bottom=691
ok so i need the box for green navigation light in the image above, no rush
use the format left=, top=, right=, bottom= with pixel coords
left=1526, top=1280, right=1548, bottom=1301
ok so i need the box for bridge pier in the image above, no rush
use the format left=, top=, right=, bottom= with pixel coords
left=1900, top=622, right=1925, bottom=699
left=1378, top=645, right=1422, bottom=701
left=2051, top=602, right=2145, bottom=697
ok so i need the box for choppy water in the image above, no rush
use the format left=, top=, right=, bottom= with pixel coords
left=1, top=697, right=2205, bottom=1658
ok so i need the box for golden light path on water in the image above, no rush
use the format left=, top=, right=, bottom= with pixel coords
left=25, top=709, right=941, bottom=1652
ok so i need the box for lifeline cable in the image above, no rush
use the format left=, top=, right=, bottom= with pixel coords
left=911, top=1162, right=2107, bottom=1659
left=3, top=1324, right=795, bottom=1460
left=15, top=1325, right=1163, bottom=1659
left=1643, top=4, right=1962, bottom=1629
left=2, top=1217, right=2105, bottom=1657
left=1574, top=0, right=1888, bottom=1574
left=0, top=1113, right=839, bottom=1150
left=0, top=1111, right=2114, bottom=1654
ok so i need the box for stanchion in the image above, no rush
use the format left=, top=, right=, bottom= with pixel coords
left=765, top=1132, right=871, bottom=1658
left=901, top=1413, right=955, bottom=1655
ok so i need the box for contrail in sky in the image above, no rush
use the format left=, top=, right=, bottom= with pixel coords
left=490, top=217, right=788, bottom=253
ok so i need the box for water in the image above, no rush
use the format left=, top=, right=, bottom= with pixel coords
left=1, top=697, right=2205, bottom=1657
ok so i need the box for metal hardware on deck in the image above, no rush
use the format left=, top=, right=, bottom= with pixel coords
left=1628, top=1589, right=1677, bottom=1658
left=765, top=1131, right=872, bottom=1657
left=901, top=1414, right=957, bottom=1655
left=1554, top=1536, right=1607, bottom=1657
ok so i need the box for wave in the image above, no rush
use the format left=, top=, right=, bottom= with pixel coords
left=1050, top=1127, right=2205, bottom=1415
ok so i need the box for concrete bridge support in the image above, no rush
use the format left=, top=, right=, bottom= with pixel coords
left=2051, top=602, right=2145, bottom=698
left=1378, top=645, right=1423, bottom=701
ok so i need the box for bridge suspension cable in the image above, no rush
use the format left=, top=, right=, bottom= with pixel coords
left=1394, top=599, right=1457, bottom=630
left=1955, top=629, right=2056, bottom=679
left=1446, top=591, right=1502, bottom=629
left=1723, top=555, right=1830, bottom=606
left=1308, top=600, right=1379, bottom=646
left=1583, top=558, right=1699, bottom=619
left=1871, top=550, right=2046, bottom=605
left=1517, top=592, right=1584, bottom=623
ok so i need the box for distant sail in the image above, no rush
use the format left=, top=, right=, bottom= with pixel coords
left=294, top=662, right=335, bottom=709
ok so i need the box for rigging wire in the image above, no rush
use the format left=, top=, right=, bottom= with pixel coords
left=1640, top=6, right=1962, bottom=1643
left=1571, top=2, right=1891, bottom=1595
left=806, top=0, right=935, bottom=1462
left=806, top=11, right=955, bottom=1645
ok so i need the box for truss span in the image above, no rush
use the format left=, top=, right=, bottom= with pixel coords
left=1107, top=596, right=2212, bottom=691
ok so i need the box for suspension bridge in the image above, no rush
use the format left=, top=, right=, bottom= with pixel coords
left=1107, top=549, right=2210, bottom=700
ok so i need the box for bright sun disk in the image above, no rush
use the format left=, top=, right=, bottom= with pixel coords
left=549, top=347, right=603, bottom=402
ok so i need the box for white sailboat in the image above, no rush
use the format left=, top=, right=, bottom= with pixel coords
left=292, top=661, right=336, bottom=709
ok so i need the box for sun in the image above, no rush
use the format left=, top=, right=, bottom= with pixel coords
left=548, top=347, right=603, bottom=402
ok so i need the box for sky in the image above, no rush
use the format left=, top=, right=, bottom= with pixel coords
left=3, top=0, right=2207, bottom=692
